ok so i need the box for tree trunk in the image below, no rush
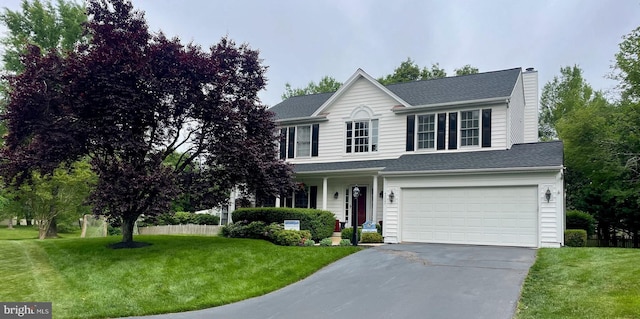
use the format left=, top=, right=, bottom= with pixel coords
left=121, top=217, right=136, bottom=243
left=7, top=218, right=13, bottom=229
left=634, top=230, right=639, bottom=249
left=45, top=217, right=58, bottom=238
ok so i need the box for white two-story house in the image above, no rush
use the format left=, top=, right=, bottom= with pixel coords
left=269, top=67, right=564, bottom=248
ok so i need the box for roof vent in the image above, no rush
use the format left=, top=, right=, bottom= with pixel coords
left=525, top=67, right=535, bottom=72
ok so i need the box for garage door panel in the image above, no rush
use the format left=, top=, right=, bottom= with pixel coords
left=401, top=186, right=538, bottom=247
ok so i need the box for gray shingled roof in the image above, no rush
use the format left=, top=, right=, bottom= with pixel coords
left=382, top=141, right=563, bottom=173
left=292, top=142, right=563, bottom=174
left=294, top=159, right=396, bottom=173
left=270, top=68, right=522, bottom=121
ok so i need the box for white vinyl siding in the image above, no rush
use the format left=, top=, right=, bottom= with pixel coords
left=306, top=77, right=404, bottom=162
left=509, top=74, right=525, bottom=146
left=522, top=71, right=539, bottom=143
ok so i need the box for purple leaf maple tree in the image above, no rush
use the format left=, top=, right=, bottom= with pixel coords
left=1, top=0, right=294, bottom=246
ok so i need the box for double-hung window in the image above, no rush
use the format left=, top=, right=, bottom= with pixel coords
left=417, top=114, right=436, bottom=149
left=460, top=110, right=479, bottom=147
left=346, top=119, right=378, bottom=153
left=296, top=125, right=311, bottom=157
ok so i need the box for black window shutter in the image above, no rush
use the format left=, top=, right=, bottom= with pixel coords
left=482, top=109, right=491, bottom=147
left=309, top=186, right=318, bottom=209
left=287, top=127, right=295, bottom=158
left=437, top=113, right=446, bottom=150
left=406, top=115, right=415, bottom=151
left=311, top=124, right=319, bottom=157
left=448, top=112, right=457, bottom=150
left=279, top=128, right=287, bottom=159
left=346, top=122, right=353, bottom=153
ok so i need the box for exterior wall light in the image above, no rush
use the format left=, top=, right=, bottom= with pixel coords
left=379, top=191, right=384, bottom=198
left=545, top=188, right=552, bottom=203
left=389, top=190, right=395, bottom=203
left=333, top=191, right=339, bottom=199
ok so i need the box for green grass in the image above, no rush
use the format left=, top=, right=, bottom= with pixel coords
left=0, top=225, right=81, bottom=240
left=516, top=247, right=640, bottom=319
left=0, top=235, right=360, bottom=319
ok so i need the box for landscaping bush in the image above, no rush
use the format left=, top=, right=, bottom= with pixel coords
left=221, top=221, right=267, bottom=239
left=303, top=239, right=315, bottom=246
left=339, top=239, right=352, bottom=246
left=319, top=238, right=333, bottom=246
left=194, top=214, right=220, bottom=225
left=273, top=230, right=303, bottom=246
left=174, top=211, right=195, bottom=224
left=341, top=227, right=361, bottom=240
left=566, top=210, right=596, bottom=236
left=565, top=229, right=587, bottom=247
left=360, top=232, right=383, bottom=243
left=232, top=207, right=335, bottom=241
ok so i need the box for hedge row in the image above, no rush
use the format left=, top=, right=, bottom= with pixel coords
left=221, top=221, right=313, bottom=246
left=232, top=207, right=335, bottom=241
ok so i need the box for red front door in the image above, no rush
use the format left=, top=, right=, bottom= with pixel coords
left=351, top=186, right=367, bottom=226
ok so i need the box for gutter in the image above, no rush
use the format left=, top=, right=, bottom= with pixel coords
left=392, top=96, right=510, bottom=114
left=294, top=167, right=388, bottom=175
left=275, top=116, right=328, bottom=125
left=380, top=165, right=564, bottom=176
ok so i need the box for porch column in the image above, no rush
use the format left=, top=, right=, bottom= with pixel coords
left=322, top=177, right=328, bottom=210
left=372, top=175, right=378, bottom=222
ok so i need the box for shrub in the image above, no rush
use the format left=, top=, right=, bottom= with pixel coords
left=319, top=238, right=333, bottom=246
left=174, top=211, right=195, bottom=224
left=341, top=227, right=361, bottom=240
left=194, top=214, right=220, bottom=225
left=232, top=207, right=335, bottom=241
left=339, top=239, right=352, bottom=246
left=360, top=232, right=383, bottom=243
left=221, top=221, right=266, bottom=239
left=566, top=210, right=596, bottom=236
left=565, top=229, right=587, bottom=247
left=273, top=230, right=303, bottom=246
left=303, top=239, right=316, bottom=246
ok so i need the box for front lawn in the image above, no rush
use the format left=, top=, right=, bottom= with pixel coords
left=0, top=235, right=360, bottom=319
left=0, top=225, right=81, bottom=240
left=516, top=247, right=640, bottom=319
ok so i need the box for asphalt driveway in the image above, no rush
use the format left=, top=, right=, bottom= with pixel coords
left=123, top=243, right=536, bottom=319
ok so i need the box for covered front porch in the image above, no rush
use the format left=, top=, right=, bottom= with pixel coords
left=276, top=170, right=387, bottom=227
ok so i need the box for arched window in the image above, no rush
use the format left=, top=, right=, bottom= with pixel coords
left=345, top=106, right=378, bottom=153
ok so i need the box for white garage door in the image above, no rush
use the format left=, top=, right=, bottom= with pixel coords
left=401, top=186, right=538, bottom=247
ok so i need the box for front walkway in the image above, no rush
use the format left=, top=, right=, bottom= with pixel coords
left=121, top=243, right=536, bottom=319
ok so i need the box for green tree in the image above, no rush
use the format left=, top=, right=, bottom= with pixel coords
left=454, top=64, right=479, bottom=76
left=378, top=57, right=422, bottom=85
left=615, top=26, right=640, bottom=103
left=4, top=161, right=95, bottom=238
left=0, top=0, right=86, bottom=73
left=420, top=63, right=447, bottom=80
left=281, top=75, right=342, bottom=100
left=538, top=66, right=605, bottom=141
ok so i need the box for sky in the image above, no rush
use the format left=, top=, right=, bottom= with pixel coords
left=2, top=0, right=639, bottom=107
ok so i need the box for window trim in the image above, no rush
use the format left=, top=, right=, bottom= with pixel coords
left=459, top=110, right=480, bottom=148
left=415, top=113, right=437, bottom=151
left=295, top=125, right=311, bottom=158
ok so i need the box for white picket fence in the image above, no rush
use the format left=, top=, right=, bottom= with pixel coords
left=138, top=224, right=221, bottom=236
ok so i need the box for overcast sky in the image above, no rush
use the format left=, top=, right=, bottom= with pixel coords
left=2, top=0, right=639, bottom=107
